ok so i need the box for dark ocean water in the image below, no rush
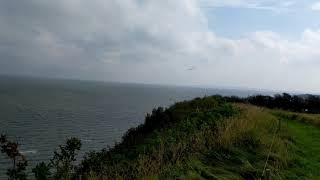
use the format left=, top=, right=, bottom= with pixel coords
left=0, top=76, right=268, bottom=178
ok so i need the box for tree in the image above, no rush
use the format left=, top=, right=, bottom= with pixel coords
left=33, top=137, right=82, bottom=180
left=32, top=162, right=51, bottom=180
left=0, top=134, right=28, bottom=180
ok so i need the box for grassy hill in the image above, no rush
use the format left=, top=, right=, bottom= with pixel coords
left=78, top=96, right=320, bottom=179
left=3, top=96, right=320, bottom=179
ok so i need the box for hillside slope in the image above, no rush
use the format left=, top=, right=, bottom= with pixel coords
left=79, top=97, right=320, bottom=179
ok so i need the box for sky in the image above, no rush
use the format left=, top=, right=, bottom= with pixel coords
left=1, top=0, right=320, bottom=93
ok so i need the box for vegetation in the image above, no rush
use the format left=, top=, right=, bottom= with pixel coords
left=277, top=114, right=320, bottom=179
left=1, top=94, right=320, bottom=179
left=226, top=93, right=320, bottom=114
left=76, top=102, right=320, bottom=179
left=78, top=96, right=238, bottom=179
left=31, top=137, right=81, bottom=180
left=0, top=134, right=28, bottom=180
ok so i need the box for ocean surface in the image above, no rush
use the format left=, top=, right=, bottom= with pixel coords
left=0, top=76, right=268, bottom=177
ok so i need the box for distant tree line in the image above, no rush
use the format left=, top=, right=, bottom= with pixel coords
left=225, top=93, right=320, bottom=114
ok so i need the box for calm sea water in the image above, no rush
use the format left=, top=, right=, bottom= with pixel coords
left=0, top=76, right=266, bottom=177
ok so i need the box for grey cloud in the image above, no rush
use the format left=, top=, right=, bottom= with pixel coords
left=1, top=0, right=320, bottom=92
left=0, top=0, right=213, bottom=79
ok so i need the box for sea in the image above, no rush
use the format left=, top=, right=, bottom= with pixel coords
left=0, top=76, right=270, bottom=178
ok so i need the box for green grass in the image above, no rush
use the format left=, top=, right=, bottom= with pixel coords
left=78, top=98, right=320, bottom=180
left=281, top=117, right=320, bottom=179
left=176, top=107, right=320, bottom=180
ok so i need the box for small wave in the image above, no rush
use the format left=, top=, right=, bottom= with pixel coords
left=20, top=150, right=38, bottom=154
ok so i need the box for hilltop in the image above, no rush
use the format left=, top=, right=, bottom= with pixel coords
left=76, top=96, right=320, bottom=179
left=2, top=95, right=320, bottom=179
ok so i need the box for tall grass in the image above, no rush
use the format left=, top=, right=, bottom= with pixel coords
left=79, top=98, right=296, bottom=179
left=209, top=104, right=292, bottom=179
left=273, top=109, right=320, bottom=127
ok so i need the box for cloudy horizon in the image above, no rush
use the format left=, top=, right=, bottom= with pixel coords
left=1, top=0, right=320, bottom=93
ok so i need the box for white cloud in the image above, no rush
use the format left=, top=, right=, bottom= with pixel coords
left=311, top=2, right=320, bottom=11
left=200, top=0, right=294, bottom=12
left=1, top=0, right=320, bottom=92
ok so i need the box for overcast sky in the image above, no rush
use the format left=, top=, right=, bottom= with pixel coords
left=1, top=0, right=320, bottom=93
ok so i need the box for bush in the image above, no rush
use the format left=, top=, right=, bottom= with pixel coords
left=33, top=137, right=81, bottom=180
left=32, top=162, right=51, bottom=180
